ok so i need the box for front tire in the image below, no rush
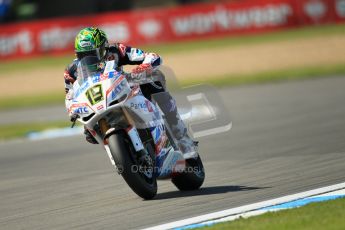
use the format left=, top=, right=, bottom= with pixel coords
left=108, top=132, right=157, bottom=200
left=171, top=155, right=205, bottom=191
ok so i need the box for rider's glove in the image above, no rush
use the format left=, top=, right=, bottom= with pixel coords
left=64, top=70, right=75, bottom=84
left=130, top=63, right=153, bottom=80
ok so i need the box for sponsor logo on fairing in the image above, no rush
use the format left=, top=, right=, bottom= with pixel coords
left=130, top=102, right=148, bottom=110
left=130, top=99, right=156, bottom=113
left=68, top=103, right=92, bottom=115
left=106, top=75, right=125, bottom=97
left=110, top=91, right=117, bottom=101
left=110, top=80, right=126, bottom=100
left=74, top=107, right=89, bottom=114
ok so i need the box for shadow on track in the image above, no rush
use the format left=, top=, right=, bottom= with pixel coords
left=153, top=185, right=268, bottom=200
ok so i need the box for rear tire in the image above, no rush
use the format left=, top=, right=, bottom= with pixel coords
left=108, top=132, right=157, bottom=200
left=171, top=155, right=205, bottom=191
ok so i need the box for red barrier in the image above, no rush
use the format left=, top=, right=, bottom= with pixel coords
left=334, top=0, right=345, bottom=21
left=0, top=0, right=344, bottom=60
left=295, top=0, right=339, bottom=25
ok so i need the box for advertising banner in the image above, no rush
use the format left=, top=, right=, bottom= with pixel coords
left=0, top=0, right=343, bottom=60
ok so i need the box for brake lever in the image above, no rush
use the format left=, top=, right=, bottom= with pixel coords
left=70, top=114, right=80, bottom=128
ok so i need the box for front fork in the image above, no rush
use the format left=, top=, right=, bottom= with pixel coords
left=98, top=119, right=116, bottom=166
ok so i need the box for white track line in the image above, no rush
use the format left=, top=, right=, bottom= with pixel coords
left=143, top=182, right=345, bottom=230
left=27, top=127, right=83, bottom=140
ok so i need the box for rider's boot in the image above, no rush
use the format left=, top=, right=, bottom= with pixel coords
left=171, top=119, right=198, bottom=158
left=153, top=92, right=197, bottom=157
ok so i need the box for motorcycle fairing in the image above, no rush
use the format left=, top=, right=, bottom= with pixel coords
left=69, top=63, right=186, bottom=179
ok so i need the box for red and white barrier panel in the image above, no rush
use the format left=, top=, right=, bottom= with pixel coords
left=1, top=0, right=345, bottom=60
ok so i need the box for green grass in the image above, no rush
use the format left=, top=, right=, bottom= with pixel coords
left=1, top=24, right=345, bottom=74
left=0, top=54, right=74, bottom=75
left=199, top=197, right=345, bottom=230
left=0, top=120, right=72, bottom=140
left=0, top=92, right=64, bottom=110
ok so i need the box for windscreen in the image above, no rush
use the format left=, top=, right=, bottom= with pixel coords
left=77, top=56, right=104, bottom=85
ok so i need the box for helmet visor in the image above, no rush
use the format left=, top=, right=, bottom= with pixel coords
left=76, top=45, right=106, bottom=61
left=76, top=49, right=98, bottom=60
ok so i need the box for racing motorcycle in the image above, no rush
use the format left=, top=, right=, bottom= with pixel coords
left=67, top=57, right=205, bottom=199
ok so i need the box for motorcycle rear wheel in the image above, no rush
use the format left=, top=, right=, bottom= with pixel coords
left=171, top=155, right=205, bottom=191
left=108, top=131, right=157, bottom=200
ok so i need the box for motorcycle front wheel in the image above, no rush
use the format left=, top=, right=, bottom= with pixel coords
left=108, top=131, right=157, bottom=200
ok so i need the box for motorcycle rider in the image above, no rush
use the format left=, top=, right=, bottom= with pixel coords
left=64, top=27, right=196, bottom=154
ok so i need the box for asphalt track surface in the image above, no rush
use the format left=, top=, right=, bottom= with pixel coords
left=1, top=76, right=345, bottom=230
left=0, top=105, right=66, bottom=125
